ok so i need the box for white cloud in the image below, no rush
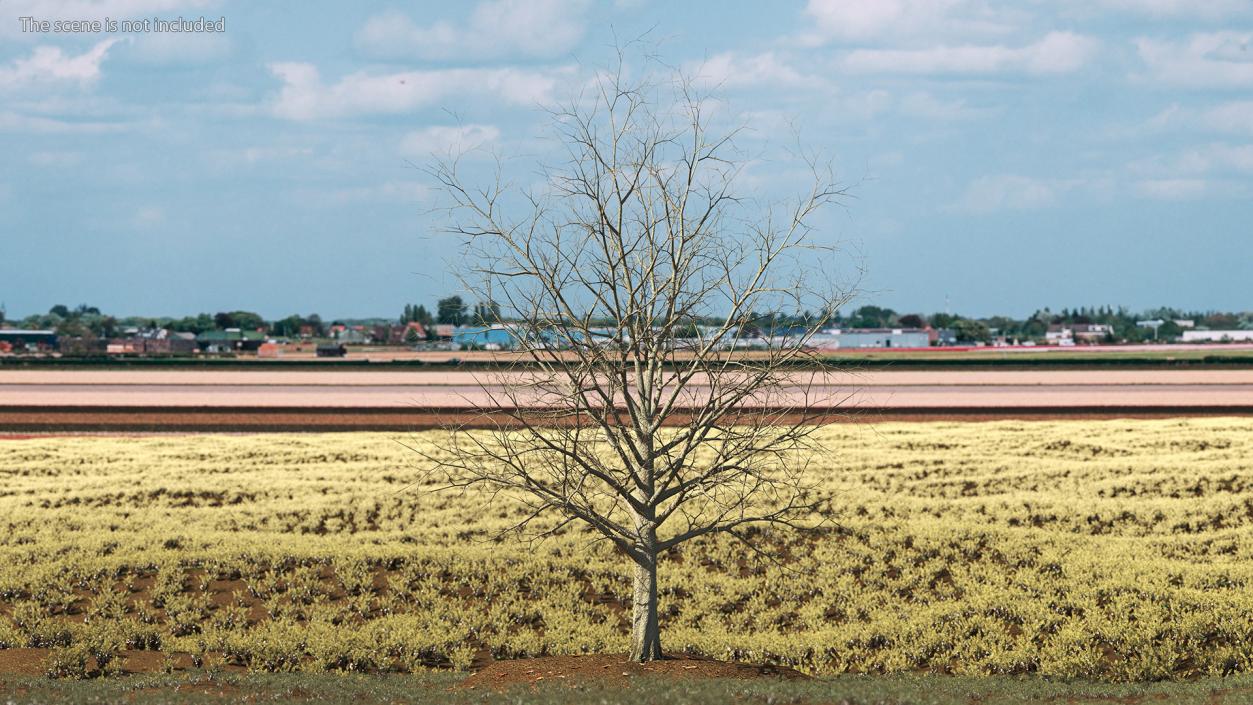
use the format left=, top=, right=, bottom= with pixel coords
left=845, top=89, right=893, bottom=120
left=1136, top=32, right=1253, bottom=88
left=1089, top=0, right=1251, bottom=20
left=1104, top=142, right=1253, bottom=201
left=291, top=181, right=431, bottom=207
left=400, top=125, right=500, bottom=158
left=800, top=0, right=1020, bottom=44
left=803, top=0, right=911, bottom=42
left=842, top=32, right=1098, bottom=75
left=1202, top=101, right=1253, bottom=134
left=899, top=91, right=997, bottom=120
left=203, top=145, right=314, bottom=170
left=693, top=51, right=821, bottom=89
left=267, top=63, right=565, bottom=121
left=950, top=174, right=1066, bottom=213
left=1133, top=178, right=1210, bottom=200
left=0, top=38, right=121, bottom=90
left=1129, top=143, right=1253, bottom=177
left=355, top=0, right=589, bottom=61
left=266, top=62, right=566, bottom=120
left=0, top=111, right=127, bottom=133
left=125, top=31, right=232, bottom=65
left=1137, top=101, right=1253, bottom=137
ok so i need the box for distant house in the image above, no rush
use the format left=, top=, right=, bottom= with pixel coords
left=329, top=325, right=367, bottom=344
left=109, top=338, right=195, bottom=355
left=431, top=324, right=457, bottom=340
left=106, top=340, right=142, bottom=354
left=58, top=337, right=107, bottom=356
left=1072, top=323, right=1112, bottom=343
left=1181, top=330, right=1253, bottom=343
left=197, top=329, right=266, bottom=353
left=1046, top=323, right=1112, bottom=345
left=0, top=329, right=58, bottom=352
left=1045, top=325, right=1072, bottom=345
left=390, top=321, right=427, bottom=345
left=108, top=328, right=197, bottom=355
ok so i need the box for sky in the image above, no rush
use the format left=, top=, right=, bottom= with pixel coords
left=1, top=0, right=1250, bottom=320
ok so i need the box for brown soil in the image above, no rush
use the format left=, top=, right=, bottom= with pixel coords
left=0, top=648, right=48, bottom=676
left=457, top=653, right=807, bottom=690
left=2, top=405, right=1250, bottom=435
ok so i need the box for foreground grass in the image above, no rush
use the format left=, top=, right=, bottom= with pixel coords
left=6, top=671, right=1253, bottom=705
left=2, top=420, right=1253, bottom=680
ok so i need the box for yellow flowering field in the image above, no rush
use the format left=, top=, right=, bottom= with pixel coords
left=1, top=418, right=1251, bottom=680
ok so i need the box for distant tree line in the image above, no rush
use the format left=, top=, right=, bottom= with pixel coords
left=825, top=305, right=1250, bottom=344
left=400, top=297, right=501, bottom=328
left=4, top=301, right=1250, bottom=344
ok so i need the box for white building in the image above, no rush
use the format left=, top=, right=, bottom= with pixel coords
left=1181, top=330, right=1253, bottom=343
left=1046, top=323, right=1112, bottom=344
left=812, top=328, right=931, bottom=349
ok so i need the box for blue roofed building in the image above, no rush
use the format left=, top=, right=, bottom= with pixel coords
left=452, top=325, right=518, bottom=351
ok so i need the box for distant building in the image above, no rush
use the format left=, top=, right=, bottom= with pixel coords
left=58, top=337, right=107, bottom=356
left=0, top=329, right=58, bottom=352
left=329, top=325, right=371, bottom=344
left=816, top=328, right=930, bottom=349
left=1136, top=319, right=1195, bottom=330
left=1046, top=323, right=1112, bottom=345
left=106, top=338, right=195, bottom=355
left=396, top=321, right=427, bottom=344
left=197, top=329, right=266, bottom=353
left=107, top=328, right=197, bottom=355
left=1072, top=323, right=1112, bottom=342
left=453, top=324, right=517, bottom=351
left=1045, top=325, right=1071, bottom=345
left=1181, top=330, right=1253, bottom=343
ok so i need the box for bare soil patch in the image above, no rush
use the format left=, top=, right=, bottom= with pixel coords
left=3, top=404, right=1252, bottom=434
left=458, top=653, right=807, bottom=690
left=0, top=648, right=48, bottom=676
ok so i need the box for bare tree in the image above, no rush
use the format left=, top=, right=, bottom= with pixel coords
left=423, top=55, right=853, bottom=663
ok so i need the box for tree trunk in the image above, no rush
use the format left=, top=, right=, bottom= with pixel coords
left=629, top=552, right=662, bottom=661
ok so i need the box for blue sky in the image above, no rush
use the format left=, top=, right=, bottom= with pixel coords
left=1, top=0, right=1250, bottom=320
